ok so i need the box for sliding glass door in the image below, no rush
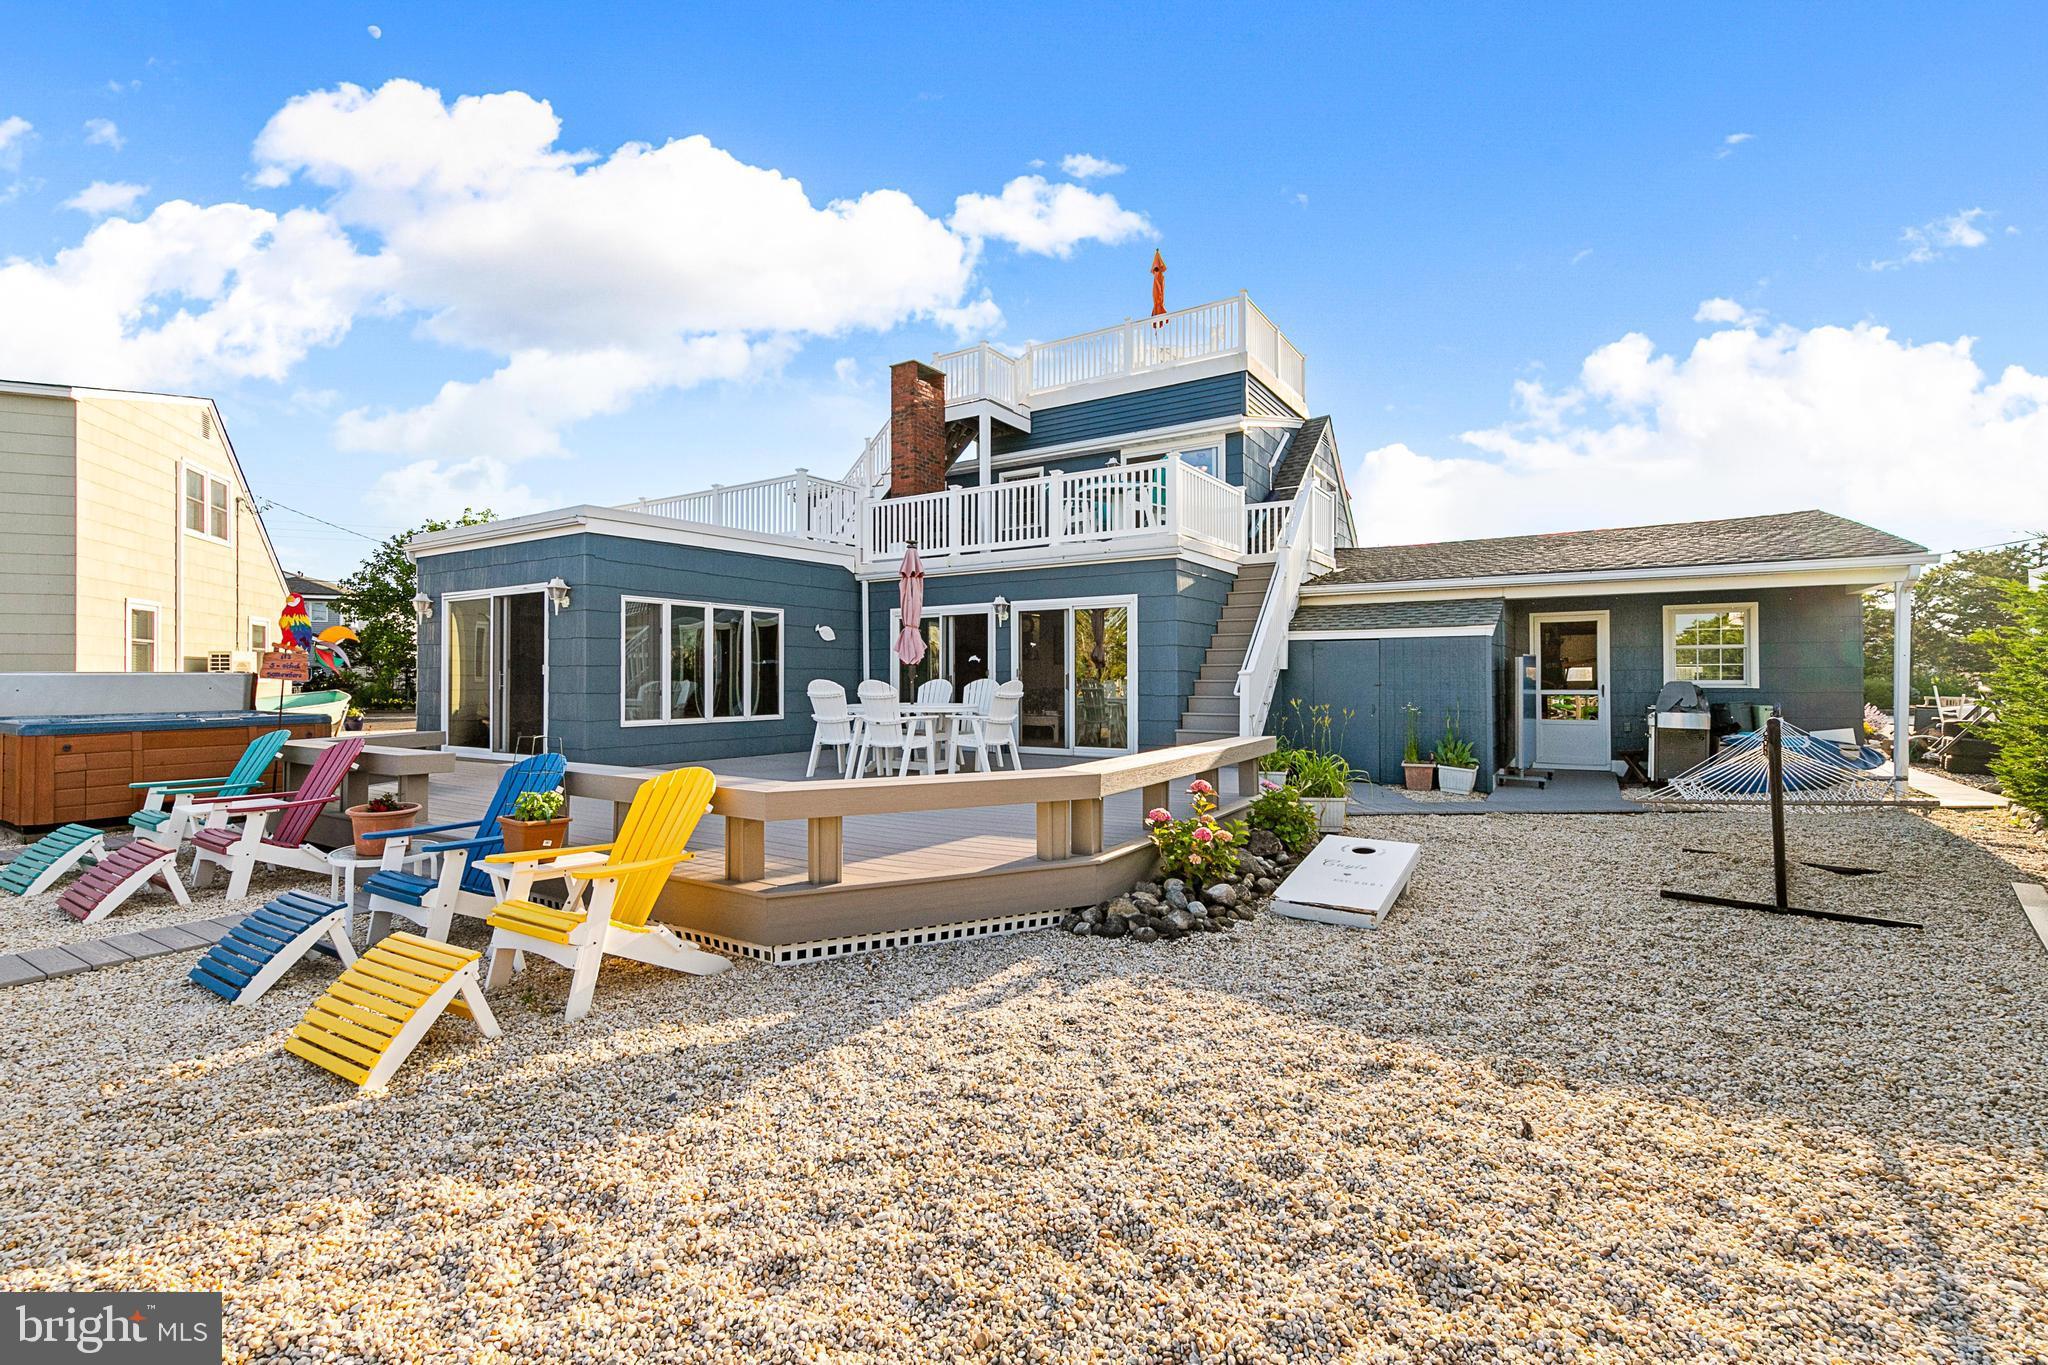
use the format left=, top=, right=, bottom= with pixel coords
left=894, top=607, right=993, bottom=702
left=1013, top=598, right=1135, bottom=754
left=443, top=589, right=549, bottom=754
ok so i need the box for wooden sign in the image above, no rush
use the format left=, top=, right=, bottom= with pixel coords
left=1271, top=835, right=1421, bottom=930
left=259, top=649, right=311, bottom=682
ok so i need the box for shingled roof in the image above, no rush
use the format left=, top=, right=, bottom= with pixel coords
left=1291, top=599, right=1505, bottom=633
left=1267, top=416, right=1330, bottom=500
left=1307, top=510, right=1928, bottom=587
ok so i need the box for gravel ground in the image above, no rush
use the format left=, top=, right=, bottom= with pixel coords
left=2, top=807, right=2045, bottom=1362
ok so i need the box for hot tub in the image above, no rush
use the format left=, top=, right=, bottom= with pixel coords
left=0, top=710, right=329, bottom=831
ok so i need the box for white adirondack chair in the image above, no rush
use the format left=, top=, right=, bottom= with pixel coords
left=852, top=693, right=935, bottom=778
left=806, top=680, right=856, bottom=777
left=978, top=679, right=1025, bottom=770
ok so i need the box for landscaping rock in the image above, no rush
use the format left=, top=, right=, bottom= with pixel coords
left=1247, top=829, right=1284, bottom=860
left=1164, top=885, right=1190, bottom=912
left=1205, top=884, right=1239, bottom=908
left=1128, top=925, right=1158, bottom=943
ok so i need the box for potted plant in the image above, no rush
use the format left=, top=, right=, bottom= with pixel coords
left=498, top=789, right=571, bottom=854
left=342, top=706, right=365, bottom=733
left=1401, top=705, right=1434, bottom=791
left=1259, top=744, right=1295, bottom=794
left=1435, top=717, right=1479, bottom=795
left=1290, top=749, right=1354, bottom=831
left=345, top=791, right=420, bottom=856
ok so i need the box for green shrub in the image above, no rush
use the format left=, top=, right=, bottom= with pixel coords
left=1289, top=748, right=1352, bottom=799
left=1247, top=781, right=1318, bottom=853
left=510, top=790, right=567, bottom=822
left=1982, top=578, right=2048, bottom=819
left=1402, top=704, right=1423, bottom=765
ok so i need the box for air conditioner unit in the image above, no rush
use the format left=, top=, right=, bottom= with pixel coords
left=208, top=650, right=259, bottom=674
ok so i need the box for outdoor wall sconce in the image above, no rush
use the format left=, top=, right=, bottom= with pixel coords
left=815, top=624, right=836, bottom=641
left=411, top=591, right=433, bottom=621
left=994, top=596, right=1010, bottom=624
left=546, top=577, right=572, bottom=614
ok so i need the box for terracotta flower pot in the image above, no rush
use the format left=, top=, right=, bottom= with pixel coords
left=498, top=814, right=572, bottom=854
left=1401, top=762, right=1436, bottom=792
left=345, top=801, right=420, bottom=857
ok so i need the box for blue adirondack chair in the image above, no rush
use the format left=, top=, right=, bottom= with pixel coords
left=360, top=752, right=569, bottom=943
left=129, top=728, right=292, bottom=845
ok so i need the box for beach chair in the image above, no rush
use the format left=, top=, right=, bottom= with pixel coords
left=483, top=766, right=729, bottom=1022
left=54, top=838, right=191, bottom=922
left=189, top=738, right=366, bottom=900
left=189, top=891, right=355, bottom=1004
left=286, top=932, right=500, bottom=1088
left=360, top=752, right=568, bottom=943
left=128, top=728, right=291, bottom=846
left=0, top=823, right=108, bottom=898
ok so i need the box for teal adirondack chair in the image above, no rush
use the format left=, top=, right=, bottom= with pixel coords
left=129, top=728, right=292, bottom=846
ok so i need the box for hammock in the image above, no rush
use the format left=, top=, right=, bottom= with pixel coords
left=1645, top=719, right=1914, bottom=806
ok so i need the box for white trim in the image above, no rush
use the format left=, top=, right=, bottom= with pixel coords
left=617, top=595, right=786, bottom=728
left=853, top=534, right=1242, bottom=582
left=1288, top=624, right=1498, bottom=641
left=1662, top=601, right=1761, bottom=689
left=124, top=598, right=161, bottom=673
left=439, top=586, right=552, bottom=756
left=1298, top=555, right=1940, bottom=601
left=970, top=415, right=1277, bottom=475
left=996, top=466, right=1045, bottom=482
left=1007, top=594, right=1139, bottom=754
left=409, top=505, right=857, bottom=568
left=179, top=462, right=234, bottom=547
left=885, top=603, right=999, bottom=695
left=1528, top=609, right=1611, bottom=771
left=248, top=617, right=270, bottom=653
left=1000, top=350, right=1308, bottom=419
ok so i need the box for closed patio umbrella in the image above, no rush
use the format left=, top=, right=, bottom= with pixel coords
left=894, top=543, right=927, bottom=667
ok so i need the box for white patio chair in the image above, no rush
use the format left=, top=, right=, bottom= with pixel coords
left=960, top=677, right=996, bottom=715
left=805, top=680, right=856, bottom=778
left=947, top=677, right=999, bottom=771
left=851, top=694, right=935, bottom=778
left=975, top=680, right=1024, bottom=770
left=916, top=678, right=954, bottom=705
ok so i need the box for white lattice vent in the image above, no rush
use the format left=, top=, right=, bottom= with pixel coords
left=676, top=909, right=1067, bottom=967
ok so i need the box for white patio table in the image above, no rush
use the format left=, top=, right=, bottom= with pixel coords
left=852, top=701, right=991, bottom=776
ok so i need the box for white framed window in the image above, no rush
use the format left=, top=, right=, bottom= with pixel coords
left=182, top=465, right=232, bottom=543
left=306, top=600, right=332, bottom=625
left=621, top=597, right=783, bottom=725
left=1664, top=602, right=1760, bottom=688
left=997, top=466, right=1045, bottom=482
left=126, top=600, right=160, bottom=672
left=1123, top=441, right=1223, bottom=479
left=248, top=619, right=268, bottom=653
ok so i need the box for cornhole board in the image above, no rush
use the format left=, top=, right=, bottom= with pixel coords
left=1271, top=834, right=1421, bottom=930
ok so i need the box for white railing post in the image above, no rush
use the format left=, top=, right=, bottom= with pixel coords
left=793, top=467, right=812, bottom=536
left=1047, top=470, right=1065, bottom=548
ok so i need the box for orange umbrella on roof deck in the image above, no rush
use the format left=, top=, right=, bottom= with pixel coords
left=894, top=543, right=927, bottom=667
left=1150, top=250, right=1167, bottom=322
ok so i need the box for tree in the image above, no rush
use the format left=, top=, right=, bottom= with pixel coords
left=1981, top=578, right=2048, bottom=818
left=335, top=509, right=495, bottom=704
left=1863, top=541, right=2046, bottom=705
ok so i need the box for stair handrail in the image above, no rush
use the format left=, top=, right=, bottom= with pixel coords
left=1232, top=473, right=1321, bottom=737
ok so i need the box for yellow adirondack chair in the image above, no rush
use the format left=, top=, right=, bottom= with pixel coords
left=481, top=766, right=728, bottom=1020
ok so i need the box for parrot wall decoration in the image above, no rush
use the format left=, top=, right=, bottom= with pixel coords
left=277, top=593, right=358, bottom=673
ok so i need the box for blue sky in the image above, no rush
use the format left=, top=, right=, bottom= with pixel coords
left=2, top=4, right=2043, bottom=577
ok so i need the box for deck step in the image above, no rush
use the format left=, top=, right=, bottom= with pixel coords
left=1191, top=678, right=1236, bottom=697
left=1182, top=695, right=1237, bottom=717
left=1175, top=725, right=1237, bottom=746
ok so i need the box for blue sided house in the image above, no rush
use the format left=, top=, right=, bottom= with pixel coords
left=408, top=288, right=1934, bottom=789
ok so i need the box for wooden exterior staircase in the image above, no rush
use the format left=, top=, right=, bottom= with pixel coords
left=1174, top=561, right=1278, bottom=744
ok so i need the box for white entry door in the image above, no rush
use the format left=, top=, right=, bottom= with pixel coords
left=1531, top=611, right=1610, bottom=770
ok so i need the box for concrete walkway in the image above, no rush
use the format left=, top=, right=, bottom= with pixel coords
left=1350, top=771, right=1646, bottom=816
left=0, top=914, right=242, bottom=989
left=1905, top=768, right=2008, bottom=810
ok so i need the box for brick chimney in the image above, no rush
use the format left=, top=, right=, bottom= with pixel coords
left=888, top=360, right=948, bottom=499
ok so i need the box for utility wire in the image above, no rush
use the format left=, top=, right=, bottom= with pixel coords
left=254, top=496, right=391, bottom=545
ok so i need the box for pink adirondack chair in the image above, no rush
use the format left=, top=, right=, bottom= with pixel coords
left=189, top=738, right=366, bottom=900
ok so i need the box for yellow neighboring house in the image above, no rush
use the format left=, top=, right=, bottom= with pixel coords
left=0, top=379, right=288, bottom=674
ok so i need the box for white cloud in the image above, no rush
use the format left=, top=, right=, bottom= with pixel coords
left=0, top=199, right=392, bottom=386
left=83, top=118, right=123, bottom=151
left=1059, top=153, right=1125, bottom=180
left=950, top=174, right=1153, bottom=258
left=1350, top=313, right=2048, bottom=557
left=1871, top=208, right=1992, bottom=270
left=364, top=455, right=549, bottom=522
left=1692, top=296, right=1761, bottom=326
left=0, top=115, right=32, bottom=170
left=62, top=180, right=149, bottom=217
left=1716, top=131, right=1754, bottom=159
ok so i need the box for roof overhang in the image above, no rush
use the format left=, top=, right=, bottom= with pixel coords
left=1289, top=623, right=1499, bottom=641
left=1297, top=553, right=1937, bottom=603
left=407, top=505, right=858, bottom=568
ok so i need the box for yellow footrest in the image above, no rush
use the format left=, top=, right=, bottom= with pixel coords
left=289, top=931, right=494, bottom=1088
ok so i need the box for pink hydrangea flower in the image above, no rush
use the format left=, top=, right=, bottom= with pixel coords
left=1189, top=779, right=1215, bottom=796
left=1189, top=853, right=1204, bottom=866
left=1193, top=826, right=1214, bottom=843
left=1260, top=779, right=1281, bottom=791
left=1146, top=807, right=1171, bottom=824
left=1216, top=829, right=1233, bottom=843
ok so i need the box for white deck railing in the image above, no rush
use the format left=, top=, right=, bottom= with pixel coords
left=1234, top=475, right=1323, bottom=737
left=1244, top=501, right=1291, bottom=557
left=931, top=293, right=1303, bottom=412
left=622, top=472, right=860, bottom=544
